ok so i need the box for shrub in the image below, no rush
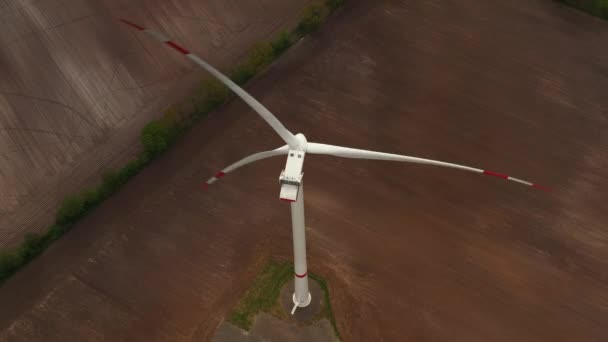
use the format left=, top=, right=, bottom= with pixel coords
left=141, top=120, right=174, bottom=157
left=19, top=233, right=46, bottom=260
left=230, top=42, right=274, bottom=85
left=122, top=159, right=145, bottom=179
left=47, top=223, right=70, bottom=242
left=295, top=4, right=328, bottom=37
left=557, top=0, right=608, bottom=19
left=140, top=108, right=182, bottom=159
left=199, top=78, right=231, bottom=111
left=0, top=251, right=22, bottom=280
left=271, top=31, right=294, bottom=57
left=595, top=0, right=608, bottom=17
left=162, top=106, right=181, bottom=125
left=325, top=0, right=345, bottom=12
left=80, top=188, right=102, bottom=208
left=230, top=64, right=257, bottom=86
left=100, top=169, right=129, bottom=196
left=113, top=167, right=133, bottom=186
left=56, top=195, right=86, bottom=224
left=247, top=42, right=275, bottom=70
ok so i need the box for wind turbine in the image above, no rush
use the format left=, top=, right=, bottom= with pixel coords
left=119, top=19, right=550, bottom=314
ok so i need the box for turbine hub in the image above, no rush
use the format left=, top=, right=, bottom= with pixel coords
left=294, top=133, right=307, bottom=151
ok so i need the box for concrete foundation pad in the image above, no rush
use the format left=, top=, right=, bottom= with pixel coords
left=280, top=278, right=324, bottom=322
left=213, top=313, right=338, bottom=342
left=212, top=278, right=338, bottom=341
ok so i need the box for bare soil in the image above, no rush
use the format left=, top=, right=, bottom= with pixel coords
left=213, top=313, right=337, bottom=342
left=1, top=0, right=608, bottom=341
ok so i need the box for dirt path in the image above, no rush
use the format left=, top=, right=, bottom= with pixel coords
left=1, top=0, right=607, bottom=341
left=0, top=0, right=314, bottom=248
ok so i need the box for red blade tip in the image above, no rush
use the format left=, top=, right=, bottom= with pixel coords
left=532, top=184, right=551, bottom=192
left=165, top=41, right=190, bottom=55
left=119, top=19, right=145, bottom=30
left=483, top=170, right=509, bottom=179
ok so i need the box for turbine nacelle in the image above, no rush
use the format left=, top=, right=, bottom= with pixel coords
left=279, top=133, right=307, bottom=202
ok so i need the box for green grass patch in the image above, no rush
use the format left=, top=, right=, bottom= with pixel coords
left=227, top=260, right=340, bottom=339
left=228, top=260, right=294, bottom=330
left=0, top=0, right=347, bottom=286
left=555, top=0, right=608, bottom=19
left=309, top=272, right=341, bottom=339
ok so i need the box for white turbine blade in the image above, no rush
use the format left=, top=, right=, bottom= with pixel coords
left=119, top=19, right=299, bottom=148
left=203, top=145, right=289, bottom=189
left=307, top=143, right=550, bottom=191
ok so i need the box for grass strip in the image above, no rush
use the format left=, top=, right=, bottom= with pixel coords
left=227, top=260, right=340, bottom=339
left=555, top=0, right=608, bottom=20
left=228, top=260, right=294, bottom=330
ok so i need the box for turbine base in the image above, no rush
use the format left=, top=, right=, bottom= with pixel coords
left=281, top=278, right=322, bottom=322
left=292, top=292, right=312, bottom=308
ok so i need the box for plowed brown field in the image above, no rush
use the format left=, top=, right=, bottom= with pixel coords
left=1, top=0, right=607, bottom=341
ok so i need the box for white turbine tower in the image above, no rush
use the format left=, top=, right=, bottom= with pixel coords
left=120, top=19, right=550, bottom=314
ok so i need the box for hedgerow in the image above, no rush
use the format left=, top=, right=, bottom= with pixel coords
left=556, top=0, right=608, bottom=19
